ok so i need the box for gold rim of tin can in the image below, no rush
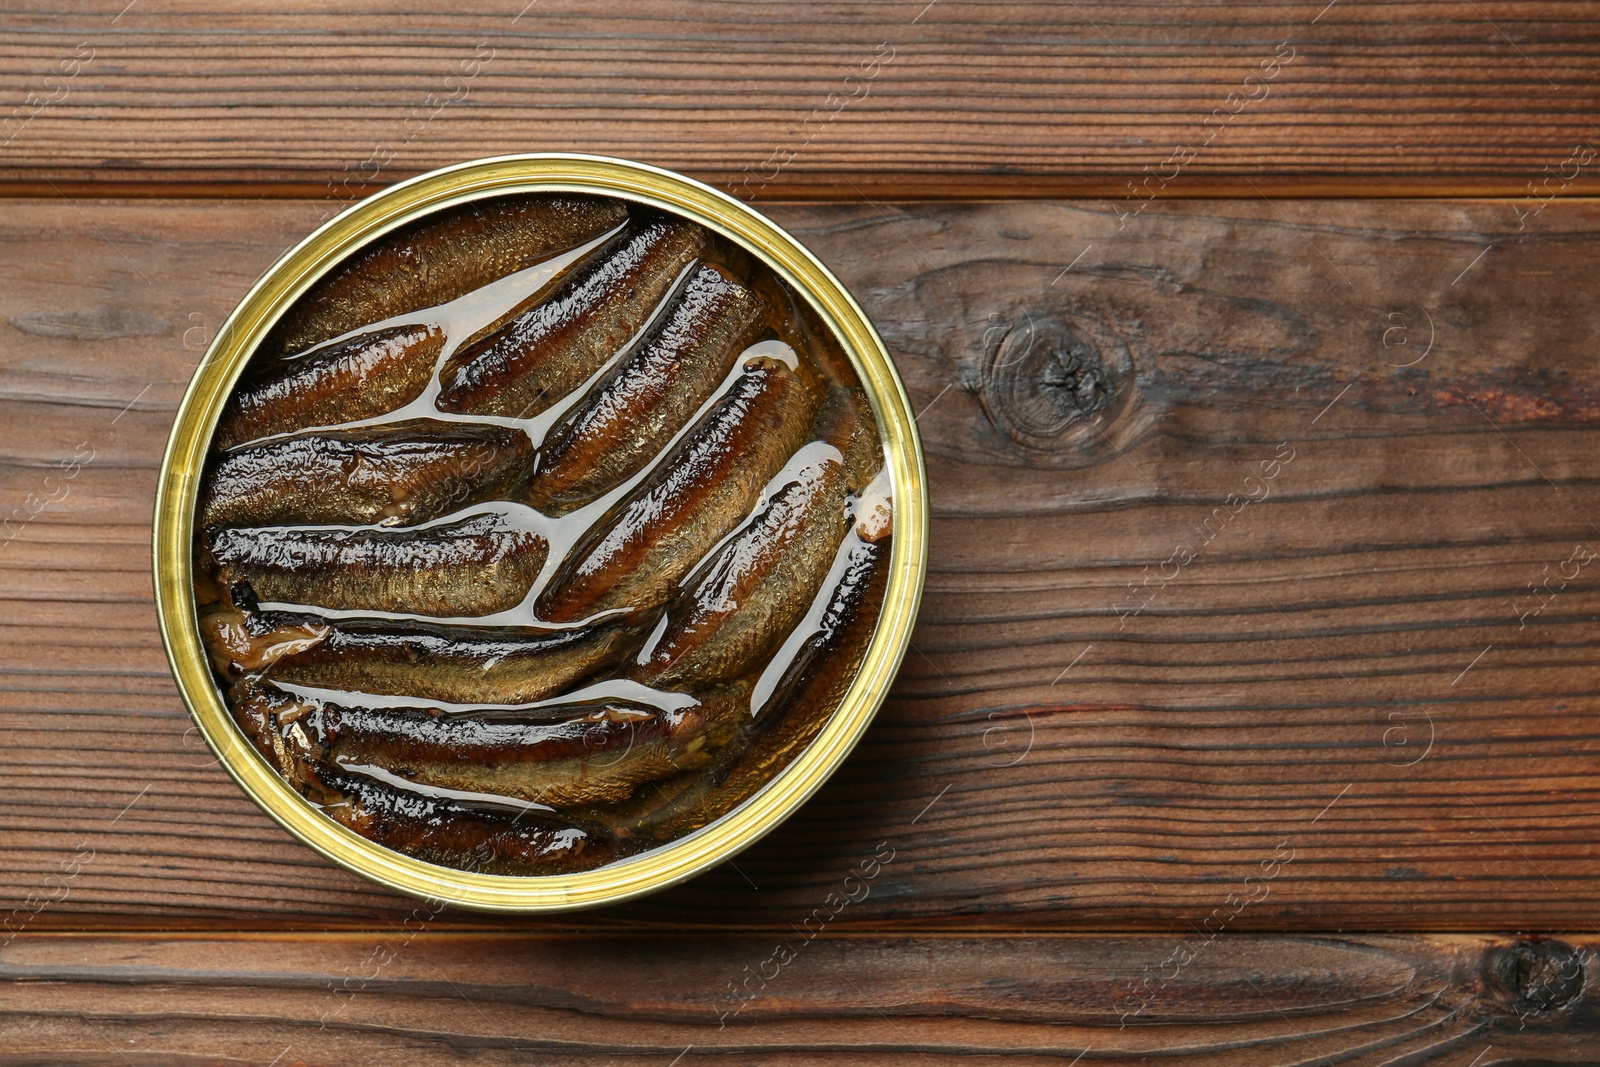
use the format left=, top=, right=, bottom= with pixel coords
left=151, top=153, right=929, bottom=912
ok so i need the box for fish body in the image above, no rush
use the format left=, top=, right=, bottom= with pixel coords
left=626, top=536, right=890, bottom=844
left=260, top=683, right=711, bottom=808
left=217, top=323, right=444, bottom=450
left=315, top=764, right=615, bottom=875
left=524, top=265, right=762, bottom=514
left=200, top=419, right=534, bottom=529
left=207, top=512, right=546, bottom=617
left=261, top=614, right=641, bottom=706
left=536, top=357, right=817, bottom=624
left=268, top=195, right=629, bottom=357
left=436, top=220, right=709, bottom=418
left=634, top=444, right=848, bottom=687
left=814, top=384, right=885, bottom=493
left=628, top=385, right=881, bottom=686
left=763, top=534, right=890, bottom=716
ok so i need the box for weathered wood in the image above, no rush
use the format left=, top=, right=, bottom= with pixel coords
left=1, top=3, right=1598, bottom=198
left=2, top=196, right=1600, bottom=931
left=0, top=932, right=1597, bottom=1063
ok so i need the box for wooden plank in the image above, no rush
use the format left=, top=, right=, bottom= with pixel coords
left=1, top=932, right=1597, bottom=1063
left=1, top=3, right=1598, bottom=198
left=2, top=196, right=1600, bottom=931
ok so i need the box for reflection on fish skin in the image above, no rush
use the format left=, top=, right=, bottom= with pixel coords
left=197, top=592, right=644, bottom=705
left=267, top=195, right=630, bottom=358
left=199, top=419, right=534, bottom=529
left=216, top=323, right=445, bottom=450
left=535, top=356, right=818, bottom=624
left=561, top=682, right=751, bottom=830
left=437, top=219, right=709, bottom=419
left=236, top=679, right=711, bottom=808
left=234, top=681, right=619, bottom=875
left=633, top=387, right=882, bottom=688
left=262, top=613, right=644, bottom=706
left=206, top=512, right=547, bottom=618
left=622, top=537, right=890, bottom=845
left=635, top=452, right=848, bottom=687
left=817, top=384, right=886, bottom=494
left=311, top=763, right=617, bottom=876
left=523, top=265, right=763, bottom=515
left=766, top=536, right=890, bottom=714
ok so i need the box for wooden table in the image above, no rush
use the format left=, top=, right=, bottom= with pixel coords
left=3, top=3, right=1599, bottom=1061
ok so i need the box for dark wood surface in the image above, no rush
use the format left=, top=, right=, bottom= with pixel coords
left=1, top=2, right=1598, bottom=198
left=3, top=195, right=1598, bottom=936
left=4, top=933, right=1600, bottom=1063
left=4, top=2, right=1600, bottom=1059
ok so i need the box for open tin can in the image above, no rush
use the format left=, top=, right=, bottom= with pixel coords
left=152, top=154, right=927, bottom=911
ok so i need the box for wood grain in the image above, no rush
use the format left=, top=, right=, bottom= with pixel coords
left=1, top=932, right=1597, bottom=1063
left=2, top=196, right=1600, bottom=932
left=1, top=2, right=1598, bottom=198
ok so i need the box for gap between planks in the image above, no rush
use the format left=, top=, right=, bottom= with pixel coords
left=2, top=178, right=1599, bottom=202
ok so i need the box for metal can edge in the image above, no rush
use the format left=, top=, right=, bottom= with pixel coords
left=151, top=153, right=930, bottom=912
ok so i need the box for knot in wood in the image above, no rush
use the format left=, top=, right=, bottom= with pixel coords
left=1483, top=938, right=1586, bottom=1017
left=976, top=309, right=1136, bottom=463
